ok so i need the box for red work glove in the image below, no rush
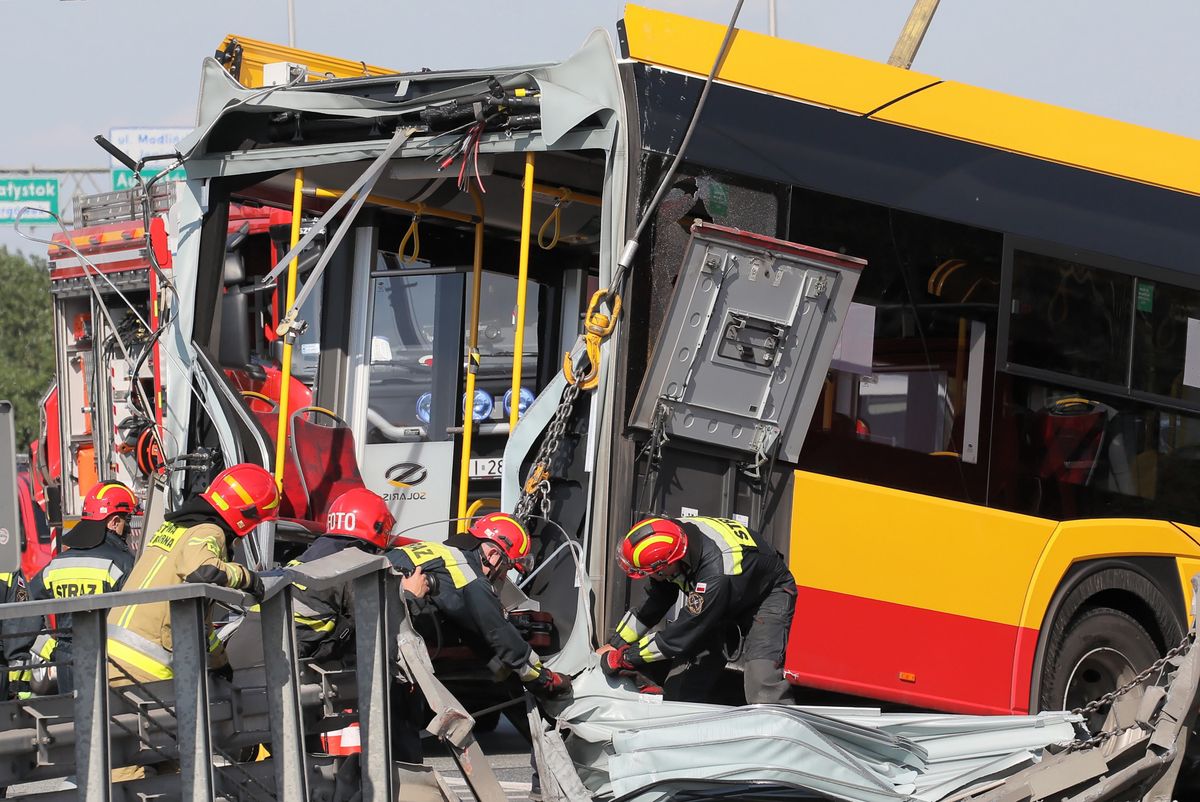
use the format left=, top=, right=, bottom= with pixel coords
left=630, top=672, right=663, bottom=695
left=602, top=644, right=636, bottom=677
left=529, top=669, right=573, bottom=699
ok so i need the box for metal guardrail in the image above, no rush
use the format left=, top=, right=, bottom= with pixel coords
left=0, top=548, right=502, bottom=802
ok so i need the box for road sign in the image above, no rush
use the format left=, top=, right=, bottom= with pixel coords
left=112, top=167, right=187, bottom=191
left=108, top=127, right=191, bottom=191
left=0, top=177, right=59, bottom=225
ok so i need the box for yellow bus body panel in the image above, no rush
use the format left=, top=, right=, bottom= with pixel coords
left=1016, top=519, right=1200, bottom=632
left=622, top=4, right=937, bottom=116
left=873, top=83, right=1200, bottom=197
left=791, top=470, right=1053, bottom=627
left=792, top=470, right=1200, bottom=631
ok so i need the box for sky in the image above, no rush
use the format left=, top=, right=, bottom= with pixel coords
left=2, top=0, right=1198, bottom=255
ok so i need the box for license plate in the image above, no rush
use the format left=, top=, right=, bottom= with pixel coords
left=469, top=458, right=504, bottom=479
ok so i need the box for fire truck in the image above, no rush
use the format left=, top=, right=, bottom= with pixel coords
left=28, top=38, right=400, bottom=563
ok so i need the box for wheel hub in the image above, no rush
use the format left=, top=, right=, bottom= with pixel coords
left=1063, top=646, right=1139, bottom=732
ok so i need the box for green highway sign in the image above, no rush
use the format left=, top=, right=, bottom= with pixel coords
left=0, top=177, right=59, bottom=225
left=112, top=167, right=186, bottom=191
left=108, top=127, right=191, bottom=191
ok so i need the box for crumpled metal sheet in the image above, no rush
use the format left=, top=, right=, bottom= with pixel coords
left=179, top=26, right=620, bottom=178
left=550, top=667, right=1078, bottom=802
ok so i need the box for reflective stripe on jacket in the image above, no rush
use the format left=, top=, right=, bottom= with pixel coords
left=28, top=531, right=134, bottom=655
left=389, top=538, right=544, bottom=681
left=286, top=535, right=369, bottom=661
left=615, top=517, right=796, bottom=666
left=107, top=517, right=254, bottom=679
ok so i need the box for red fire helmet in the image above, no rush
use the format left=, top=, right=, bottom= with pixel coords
left=469, top=512, right=531, bottom=570
left=618, top=517, right=688, bottom=579
left=326, top=487, right=395, bottom=550
left=201, top=463, right=281, bottom=536
left=82, top=482, right=139, bottom=520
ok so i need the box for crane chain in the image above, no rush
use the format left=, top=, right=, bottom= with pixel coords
left=1062, top=630, right=1193, bottom=752
left=514, top=381, right=582, bottom=525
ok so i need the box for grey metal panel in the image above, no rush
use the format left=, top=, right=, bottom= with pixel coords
left=553, top=668, right=1081, bottom=801
left=260, top=587, right=310, bottom=798
left=72, top=609, right=111, bottom=802
left=170, top=597, right=214, bottom=799
left=345, top=222, right=379, bottom=461
left=629, top=222, right=864, bottom=463
left=353, top=570, right=394, bottom=800
left=0, top=581, right=252, bottom=620
left=0, top=402, right=21, bottom=573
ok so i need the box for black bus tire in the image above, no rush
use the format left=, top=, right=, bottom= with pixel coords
left=1038, top=607, right=1159, bottom=723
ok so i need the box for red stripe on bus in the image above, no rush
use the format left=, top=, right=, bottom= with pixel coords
left=785, top=586, right=1039, bottom=715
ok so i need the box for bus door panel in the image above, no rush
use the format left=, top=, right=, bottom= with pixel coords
left=361, top=270, right=465, bottom=538
left=361, top=441, right=457, bottom=540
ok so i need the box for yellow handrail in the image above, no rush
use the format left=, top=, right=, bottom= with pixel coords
left=305, top=187, right=478, bottom=225
left=273, top=169, right=304, bottom=488
left=529, top=182, right=603, bottom=207
left=466, top=497, right=501, bottom=518
left=457, top=187, right=486, bottom=532
left=510, top=153, right=536, bottom=431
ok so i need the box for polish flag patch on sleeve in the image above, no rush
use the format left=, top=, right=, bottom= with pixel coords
left=694, top=582, right=707, bottom=593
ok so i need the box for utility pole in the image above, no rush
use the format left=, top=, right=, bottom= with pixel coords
left=768, top=0, right=777, bottom=36
left=888, top=0, right=940, bottom=69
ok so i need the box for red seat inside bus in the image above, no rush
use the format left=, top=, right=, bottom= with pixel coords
left=290, top=407, right=366, bottom=525
left=238, top=395, right=366, bottom=531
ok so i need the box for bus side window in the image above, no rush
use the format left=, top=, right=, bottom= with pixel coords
left=989, top=376, right=1200, bottom=525
left=792, top=188, right=1001, bottom=504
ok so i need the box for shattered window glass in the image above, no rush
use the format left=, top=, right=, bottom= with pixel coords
left=645, top=162, right=787, bottom=348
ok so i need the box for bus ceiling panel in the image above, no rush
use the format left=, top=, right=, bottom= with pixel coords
left=232, top=157, right=604, bottom=246
left=633, top=65, right=1200, bottom=277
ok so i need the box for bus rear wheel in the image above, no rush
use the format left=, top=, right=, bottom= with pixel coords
left=1039, top=607, right=1160, bottom=733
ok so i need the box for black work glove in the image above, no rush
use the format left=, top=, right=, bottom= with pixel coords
left=527, top=669, right=573, bottom=699
left=246, top=571, right=265, bottom=599
left=601, top=645, right=636, bottom=677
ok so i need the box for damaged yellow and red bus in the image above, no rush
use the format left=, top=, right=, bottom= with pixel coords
left=46, top=4, right=1200, bottom=726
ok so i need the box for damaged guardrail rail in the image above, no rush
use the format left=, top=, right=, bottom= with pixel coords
left=0, top=549, right=506, bottom=801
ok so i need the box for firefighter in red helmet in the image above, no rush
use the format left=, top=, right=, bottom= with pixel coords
left=107, top=464, right=279, bottom=686
left=28, top=481, right=138, bottom=693
left=600, top=516, right=797, bottom=704
left=287, top=486, right=428, bottom=660
left=388, top=512, right=572, bottom=700
left=281, top=486, right=430, bottom=764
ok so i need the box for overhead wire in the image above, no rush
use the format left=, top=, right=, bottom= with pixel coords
left=611, top=0, right=746, bottom=298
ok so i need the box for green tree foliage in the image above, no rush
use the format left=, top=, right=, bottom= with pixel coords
left=0, top=248, right=53, bottom=447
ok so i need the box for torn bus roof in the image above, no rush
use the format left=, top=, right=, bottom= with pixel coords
left=177, top=27, right=623, bottom=179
